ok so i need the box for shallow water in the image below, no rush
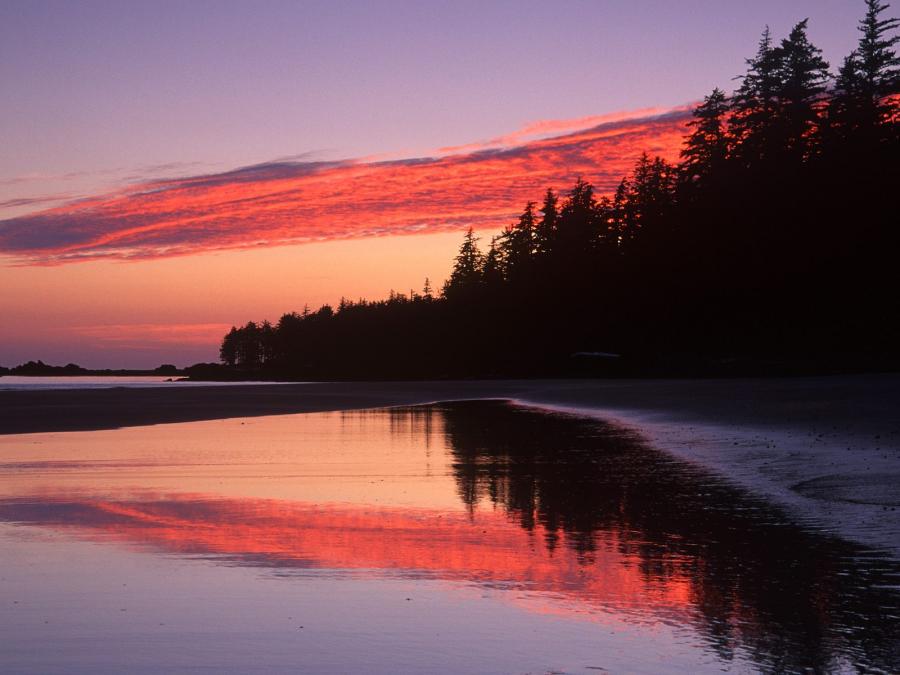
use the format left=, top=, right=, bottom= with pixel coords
left=0, top=401, right=898, bottom=673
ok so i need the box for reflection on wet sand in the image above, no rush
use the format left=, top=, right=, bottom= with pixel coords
left=1, top=402, right=898, bottom=673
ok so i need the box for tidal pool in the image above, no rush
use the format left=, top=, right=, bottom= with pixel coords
left=0, top=401, right=898, bottom=673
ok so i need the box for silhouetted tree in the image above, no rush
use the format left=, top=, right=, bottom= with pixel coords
left=729, top=27, right=785, bottom=164
left=236, top=321, right=262, bottom=366
left=220, top=327, right=239, bottom=366
left=498, top=201, right=536, bottom=282
left=618, top=153, right=676, bottom=251
left=443, top=228, right=484, bottom=300
left=680, top=88, right=730, bottom=187
left=535, top=188, right=559, bottom=256
left=832, top=0, right=900, bottom=142
left=481, top=236, right=505, bottom=288
left=776, top=19, right=830, bottom=158
left=858, top=0, right=900, bottom=102
left=557, top=178, right=600, bottom=258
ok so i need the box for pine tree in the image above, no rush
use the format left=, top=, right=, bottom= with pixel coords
left=557, top=178, right=599, bottom=256
left=534, top=188, right=559, bottom=256
left=610, top=178, right=631, bottom=248
left=680, top=88, right=730, bottom=185
left=499, top=201, right=536, bottom=282
left=776, top=19, right=830, bottom=157
left=442, top=228, right=484, bottom=300
left=237, top=321, right=262, bottom=366
left=858, top=0, right=900, bottom=99
left=219, top=326, right=239, bottom=366
left=481, top=237, right=505, bottom=288
left=622, top=154, right=676, bottom=242
left=832, top=1, right=900, bottom=139
left=729, top=27, right=785, bottom=163
left=260, top=320, right=276, bottom=364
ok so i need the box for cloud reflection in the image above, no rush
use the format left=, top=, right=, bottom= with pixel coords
left=1, top=402, right=897, bottom=672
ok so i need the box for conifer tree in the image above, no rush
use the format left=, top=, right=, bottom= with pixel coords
left=729, top=27, right=785, bottom=163
left=481, top=236, right=505, bottom=288
left=557, top=178, right=599, bottom=255
left=499, top=201, right=537, bottom=281
left=859, top=0, right=900, bottom=99
left=237, top=321, right=262, bottom=366
left=832, top=1, right=900, bottom=138
left=535, top=188, right=559, bottom=256
left=260, top=320, right=276, bottom=363
left=443, top=228, right=484, bottom=300
left=776, top=19, right=830, bottom=157
left=680, top=88, right=730, bottom=186
left=626, top=154, right=676, bottom=237
left=610, top=178, right=631, bottom=248
left=219, top=327, right=239, bottom=366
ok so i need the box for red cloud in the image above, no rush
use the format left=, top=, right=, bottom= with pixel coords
left=0, top=107, right=691, bottom=264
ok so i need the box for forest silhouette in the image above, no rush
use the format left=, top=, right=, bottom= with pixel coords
left=219, top=2, right=900, bottom=379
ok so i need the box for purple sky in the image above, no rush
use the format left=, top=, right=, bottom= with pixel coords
left=1, top=0, right=867, bottom=215
left=0, top=0, right=887, bottom=368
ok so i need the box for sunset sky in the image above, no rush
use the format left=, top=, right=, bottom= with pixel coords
left=0, top=0, right=869, bottom=367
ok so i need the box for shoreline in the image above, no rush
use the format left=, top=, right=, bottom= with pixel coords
left=2, top=374, right=899, bottom=555
left=513, top=398, right=900, bottom=558
left=3, top=374, right=900, bottom=435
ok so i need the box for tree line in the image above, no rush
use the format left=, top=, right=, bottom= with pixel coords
left=220, top=1, right=899, bottom=378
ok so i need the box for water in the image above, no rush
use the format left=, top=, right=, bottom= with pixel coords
left=0, top=376, right=294, bottom=391
left=0, top=401, right=897, bottom=673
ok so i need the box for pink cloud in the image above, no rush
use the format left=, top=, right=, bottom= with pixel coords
left=0, top=106, right=691, bottom=265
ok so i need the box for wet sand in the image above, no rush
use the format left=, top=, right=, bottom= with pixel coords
left=2, top=374, right=899, bottom=553
left=1, top=374, right=898, bottom=436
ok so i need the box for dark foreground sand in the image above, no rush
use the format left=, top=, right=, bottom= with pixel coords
left=1, top=374, right=898, bottom=436
left=2, top=374, right=899, bottom=553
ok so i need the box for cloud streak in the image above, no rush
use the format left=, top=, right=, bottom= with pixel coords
left=0, top=107, right=691, bottom=264
left=0, top=193, right=80, bottom=210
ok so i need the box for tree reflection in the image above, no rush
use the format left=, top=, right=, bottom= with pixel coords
left=439, top=400, right=900, bottom=673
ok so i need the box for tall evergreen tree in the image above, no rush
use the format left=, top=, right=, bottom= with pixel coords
left=557, top=178, right=599, bottom=256
left=236, top=321, right=262, bottom=366
left=776, top=19, right=830, bottom=157
left=534, top=189, right=559, bottom=256
left=680, top=88, right=730, bottom=186
left=499, top=201, right=537, bottom=282
left=219, top=327, right=239, bottom=366
left=858, top=0, right=900, bottom=99
left=832, top=1, right=900, bottom=139
left=260, top=320, right=276, bottom=364
left=481, top=236, right=505, bottom=288
left=610, top=178, right=631, bottom=248
left=729, top=27, right=785, bottom=164
left=443, top=228, right=484, bottom=300
left=626, top=154, right=676, bottom=237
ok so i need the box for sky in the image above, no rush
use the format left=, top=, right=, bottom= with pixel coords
left=0, top=0, right=879, bottom=367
